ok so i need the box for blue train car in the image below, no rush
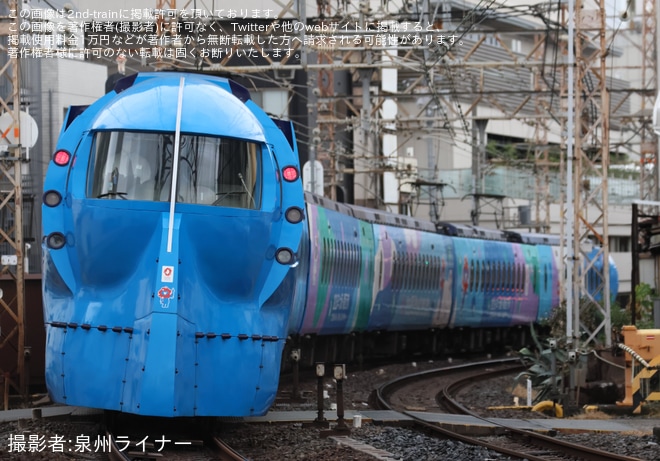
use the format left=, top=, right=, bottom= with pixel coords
left=43, top=72, right=619, bottom=418
left=42, top=73, right=305, bottom=417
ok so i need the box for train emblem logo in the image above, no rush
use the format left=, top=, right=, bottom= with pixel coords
left=161, top=265, right=174, bottom=282
left=158, top=286, right=174, bottom=308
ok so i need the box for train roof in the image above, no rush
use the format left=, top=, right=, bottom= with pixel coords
left=305, top=192, right=436, bottom=232
left=305, top=192, right=559, bottom=245
left=516, top=232, right=561, bottom=245
left=436, top=222, right=511, bottom=242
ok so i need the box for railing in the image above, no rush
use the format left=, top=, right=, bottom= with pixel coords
left=435, top=166, right=640, bottom=205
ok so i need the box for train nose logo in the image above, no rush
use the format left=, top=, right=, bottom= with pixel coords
left=158, top=286, right=174, bottom=308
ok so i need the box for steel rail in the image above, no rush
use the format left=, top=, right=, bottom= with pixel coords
left=376, top=358, right=644, bottom=461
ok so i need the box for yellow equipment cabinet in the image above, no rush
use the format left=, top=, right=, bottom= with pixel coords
left=618, top=325, right=660, bottom=413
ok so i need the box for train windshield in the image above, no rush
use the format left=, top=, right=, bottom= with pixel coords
left=88, top=131, right=261, bottom=209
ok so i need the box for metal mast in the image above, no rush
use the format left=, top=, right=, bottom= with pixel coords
left=638, top=0, right=658, bottom=203
left=569, top=0, right=611, bottom=348
left=0, top=0, right=25, bottom=407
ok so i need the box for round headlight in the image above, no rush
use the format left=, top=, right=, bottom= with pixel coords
left=43, top=190, right=62, bottom=207
left=285, top=206, right=304, bottom=224
left=275, top=248, right=294, bottom=265
left=46, top=232, right=66, bottom=249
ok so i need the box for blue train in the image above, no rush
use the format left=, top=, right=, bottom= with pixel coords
left=42, top=72, right=618, bottom=418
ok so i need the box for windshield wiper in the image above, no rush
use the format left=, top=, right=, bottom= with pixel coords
left=96, top=191, right=127, bottom=199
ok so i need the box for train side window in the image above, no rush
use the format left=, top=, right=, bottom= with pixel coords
left=512, top=263, right=517, bottom=291
left=401, top=253, right=407, bottom=291
left=339, top=241, right=345, bottom=286
left=482, top=260, right=487, bottom=292
left=408, top=253, right=413, bottom=291
left=504, top=262, right=508, bottom=291
left=354, top=243, right=361, bottom=286
left=430, top=255, right=435, bottom=291
left=397, top=252, right=403, bottom=292
left=406, top=253, right=417, bottom=290
left=320, top=238, right=327, bottom=285
left=475, top=260, right=480, bottom=292
left=423, top=254, right=428, bottom=291
left=510, top=262, right=514, bottom=291
left=336, top=241, right=342, bottom=285
left=348, top=243, right=354, bottom=287
left=515, top=262, right=520, bottom=292
left=346, top=242, right=352, bottom=287
left=420, top=255, right=425, bottom=291
left=429, top=255, right=434, bottom=292
left=484, top=260, right=490, bottom=291
left=421, top=254, right=426, bottom=291
left=512, top=262, right=516, bottom=291
left=407, top=254, right=417, bottom=290
left=394, top=252, right=400, bottom=291
left=493, top=261, right=497, bottom=291
left=399, top=252, right=404, bottom=292
left=328, top=239, right=335, bottom=285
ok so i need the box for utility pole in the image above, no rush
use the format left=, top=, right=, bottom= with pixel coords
left=639, top=0, right=658, bottom=204
left=568, top=0, right=612, bottom=349
left=0, top=0, right=26, bottom=407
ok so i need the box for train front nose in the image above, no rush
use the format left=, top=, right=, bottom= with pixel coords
left=44, top=207, right=289, bottom=417
left=122, top=210, right=289, bottom=417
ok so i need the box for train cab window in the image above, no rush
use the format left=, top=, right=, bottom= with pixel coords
left=88, top=131, right=261, bottom=209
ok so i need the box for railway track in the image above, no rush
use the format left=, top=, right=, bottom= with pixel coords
left=105, top=415, right=247, bottom=461
left=375, top=357, right=644, bottom=461
left=106, top=431, right=246, bottom=461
